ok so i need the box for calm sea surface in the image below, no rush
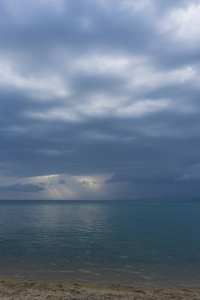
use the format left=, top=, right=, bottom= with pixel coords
left=0, top=200, right=200, bottom=289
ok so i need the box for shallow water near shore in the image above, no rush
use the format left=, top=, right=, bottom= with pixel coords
left=0, top=200, right=200, bottom=289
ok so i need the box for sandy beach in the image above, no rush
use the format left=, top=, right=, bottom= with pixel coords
left=0, top=278, right=200, bottom=300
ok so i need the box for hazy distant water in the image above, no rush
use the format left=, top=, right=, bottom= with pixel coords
left=0, top=200, right=200, bottom=289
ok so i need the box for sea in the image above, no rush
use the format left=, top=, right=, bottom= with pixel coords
left=0, top=200, right=200, bottom=289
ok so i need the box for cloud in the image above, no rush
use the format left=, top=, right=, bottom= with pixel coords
left=176, top=164, right=200, bottom=182
left=79, top=180, right=97, bottom=186
left=58, top=179, right=66, bottom=184
left=0, top=183, right=45, bottom=193
left=0, top=0, right=200, bottom=199
left=105, top=167, right=180, bottom=184
left=162, top=3, right=200, bottom=44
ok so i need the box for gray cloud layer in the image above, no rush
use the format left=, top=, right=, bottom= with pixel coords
left=0, top=0, right=200, bottom=199
left=0, top=184, right=45, bottom=193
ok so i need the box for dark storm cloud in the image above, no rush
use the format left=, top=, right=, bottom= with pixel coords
left=80, top=180, right=97, bottom=186
left=0, top=183, right=45, bottom=193
left=58, top=179, right=67, bottom=185
left=0, top=0, right=200, bottom=199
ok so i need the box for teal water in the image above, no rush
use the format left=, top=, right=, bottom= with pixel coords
left=0, top=200, right=200, bottom=288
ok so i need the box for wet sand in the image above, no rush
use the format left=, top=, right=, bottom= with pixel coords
left=0, top=278, right=200, bottom=299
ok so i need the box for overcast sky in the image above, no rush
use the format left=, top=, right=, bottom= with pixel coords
left=0, top=0, right=200, bottom=200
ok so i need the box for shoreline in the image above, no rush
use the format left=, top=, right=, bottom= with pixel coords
left=0, top=278, right=200, bottom=299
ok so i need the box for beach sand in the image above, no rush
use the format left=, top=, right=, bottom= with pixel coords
left=0, top=278, right=200, bottom=299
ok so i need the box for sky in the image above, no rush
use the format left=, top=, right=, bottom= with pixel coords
left=0, top=0, right=200, bottom=200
